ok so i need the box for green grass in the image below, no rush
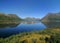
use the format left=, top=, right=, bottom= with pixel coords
left=0, top=28, right=60, bottom=43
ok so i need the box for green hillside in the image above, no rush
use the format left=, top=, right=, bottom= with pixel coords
left=0, top=13, right=22, bottom=24
left=41, top=13, right=60, bottom=22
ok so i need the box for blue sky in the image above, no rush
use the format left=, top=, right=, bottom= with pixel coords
left=0, top=0, right=60, bottom=18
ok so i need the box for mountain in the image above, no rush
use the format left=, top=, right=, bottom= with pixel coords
left=0, top=13, right=22, bottom=24
left=24, top=17, right=40, bottom=22
left=41, top=12, right=60, bottom=22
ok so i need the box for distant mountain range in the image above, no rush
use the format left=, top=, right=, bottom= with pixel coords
left=24, top=17, right=40, bottom=22
left=1, top=12, right=60, bottom=24
left=41, top=13, right=60, bottom=22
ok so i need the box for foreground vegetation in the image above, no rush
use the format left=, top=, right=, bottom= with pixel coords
left=0, top=28, right=60, bottom=43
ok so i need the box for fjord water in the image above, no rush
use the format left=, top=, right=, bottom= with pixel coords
left=0, top=22, right=46, bottom=38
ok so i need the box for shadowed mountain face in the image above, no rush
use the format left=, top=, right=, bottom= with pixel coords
left=41, top=13, right=60, bottom=22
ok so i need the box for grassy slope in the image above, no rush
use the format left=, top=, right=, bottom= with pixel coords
left=0, top=13, right=22, bottom=24
left=41, top=13, right=60, bottom=22
left=0, top=28, right=60, bottom=43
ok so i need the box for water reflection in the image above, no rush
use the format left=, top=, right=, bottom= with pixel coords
left=0, top=24, right=19, bottom=28
left=43, top=22, right=60, bottom=28
left=0, top=21, right=40, bottom=28
left=21, top=21, right=40, bottom=24
left=0, top=22, right=46, bottom=38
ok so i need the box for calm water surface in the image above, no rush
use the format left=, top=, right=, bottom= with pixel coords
left=0, top=22, right=46, bottom=38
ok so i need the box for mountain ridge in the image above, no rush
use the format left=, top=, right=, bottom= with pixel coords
left=41, top=12, right=60, bottom=22
left=0, top=13, right=22, bottom=24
